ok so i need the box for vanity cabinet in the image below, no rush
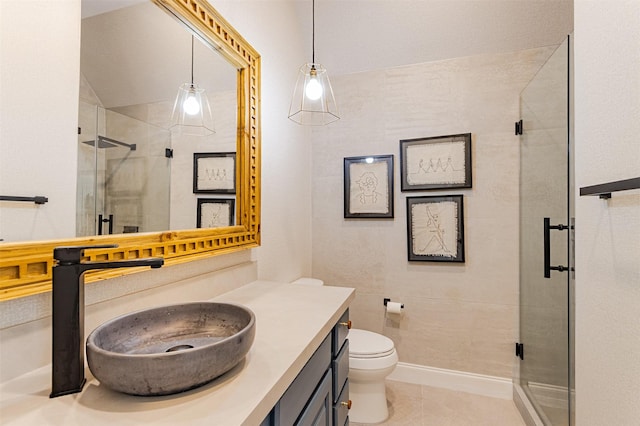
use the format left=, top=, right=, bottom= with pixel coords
left=332, top=310, right=351, bottom=426
left=264, top=310, right=350, bottom=426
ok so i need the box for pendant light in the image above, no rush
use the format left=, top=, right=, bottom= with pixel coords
left=288, top=0, right=339, bottom=126
left=170, top=35, right=215, bottom=136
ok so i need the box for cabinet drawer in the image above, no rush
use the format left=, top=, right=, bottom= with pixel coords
left=332, top=309, right=350, bottom=356
left=333, top=379, right=349, bottom=426
left=278, top=336, right=331, bottom=426
left=332, top=339, right=349, bottom=403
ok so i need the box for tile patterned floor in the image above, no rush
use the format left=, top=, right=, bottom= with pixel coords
left=350, top=380, right=526, bottom=426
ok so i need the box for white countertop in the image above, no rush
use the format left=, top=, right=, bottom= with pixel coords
left=0, top=281, right=355, bottom=425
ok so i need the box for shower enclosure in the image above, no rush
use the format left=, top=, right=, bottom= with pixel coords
left=76, top=101, right=171, bottom=236
left=516, top=36, right=574, bottom=426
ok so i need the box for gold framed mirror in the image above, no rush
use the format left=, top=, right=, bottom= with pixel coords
left=0, top=0, right=261, bottom=301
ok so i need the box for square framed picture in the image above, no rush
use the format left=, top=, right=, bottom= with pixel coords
left=400, top=133, right=472, bottom=191
left=193, top=152, right=236, bottom=194
left=196, top=198, right=235, bottom=228
left=344, top=155, right=394, bottom=218
left=406, top=195, right=465, bottom=262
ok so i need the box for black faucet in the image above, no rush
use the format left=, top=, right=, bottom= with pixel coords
left=50, top=244, right=163, bottom=398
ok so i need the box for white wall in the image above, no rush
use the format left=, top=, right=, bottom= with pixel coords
left=574, top=0, right=640, bottom=424
left=212, top=1, right=314, bottom=282
left=311, top=47, right=555, bottom=379
left=0, top=0, right=80, bottom=242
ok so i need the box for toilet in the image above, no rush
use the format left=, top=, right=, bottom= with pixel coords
left=292, top=278, right=398, bottom=424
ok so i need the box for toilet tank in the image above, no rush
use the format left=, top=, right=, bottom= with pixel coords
left=291, top=278, right=324, bottom=286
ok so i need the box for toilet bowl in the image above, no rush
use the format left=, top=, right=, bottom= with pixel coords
left=291, top=278, right=398, bottom=424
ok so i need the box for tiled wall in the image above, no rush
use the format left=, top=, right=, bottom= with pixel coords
left=311, top=47, right=556, bottom=379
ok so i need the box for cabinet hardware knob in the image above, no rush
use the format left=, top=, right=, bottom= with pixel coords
left=341, top=400, right=352, bottom=409
left=339, top=320, right=352, bottom=329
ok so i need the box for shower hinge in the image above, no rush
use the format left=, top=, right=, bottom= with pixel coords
left=515, top=120, right=523, bottom=135
left=165, top=148, right=173, bottom=158
left=515, top=343, right=524, bottom=360
left=78, top=127, right=81, bottom=135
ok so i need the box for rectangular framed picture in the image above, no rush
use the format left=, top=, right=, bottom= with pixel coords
left=193, top=152, right=236, bottom=194
left=406, top=195, right=465, bottom=262
left=400, top=133, right=472, bottom=191
left=196, top=198, right=235, bottom=228
left=344, top=155, right=394, bottom=218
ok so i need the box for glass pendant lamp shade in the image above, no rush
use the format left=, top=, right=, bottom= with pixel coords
left=288, top=63, right=339, bottom=126
left=288, top=0, right=339, bottom=126
left=170, top=36, right=215, bottom=136
left=170, top=82, right=215, bottom=136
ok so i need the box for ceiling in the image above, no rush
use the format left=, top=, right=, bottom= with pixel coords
left=293, top=0, right=574, bottom=76
left=81, top=0, right=147, bottom=19
left=81, top=1, right=236, bottom=109
left=80, top=0, right=574, bottom=108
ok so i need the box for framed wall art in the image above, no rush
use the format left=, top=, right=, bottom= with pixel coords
left=406, top=195, right=465, bottom=262
left=400, top=133, right=472, bottom=191
left=193, top=152, right=236, bottom=194
left=197, top=198, right=235, bottom=228
left=344, top=155, right=394, bottom=218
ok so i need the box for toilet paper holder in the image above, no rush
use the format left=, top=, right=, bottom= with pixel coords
left=383, top=298, right=404, bottom=309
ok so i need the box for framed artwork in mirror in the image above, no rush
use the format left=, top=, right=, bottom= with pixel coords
left=344, top=155, right=394, bottom=218
left=197, top=198, right=235, bottom=228
left=193, top=152, right=236, bottom=194
left=400, top=133, right=472, bottom=191
left=406, top=195, right=465, bottom=262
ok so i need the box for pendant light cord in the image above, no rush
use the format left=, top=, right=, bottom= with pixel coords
left=311, top=0, right=315, bottom=64
left=190, top=35, right=195, bottom=86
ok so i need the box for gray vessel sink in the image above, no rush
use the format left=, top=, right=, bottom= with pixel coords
left=86, top=302, right=256, bottom=396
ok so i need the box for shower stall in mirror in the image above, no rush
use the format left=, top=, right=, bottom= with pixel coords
left=516, top=36, right=574, bottom=426
left=76, top=101, right=171, bottom=236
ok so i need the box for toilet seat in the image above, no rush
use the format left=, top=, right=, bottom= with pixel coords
left=349, top=329, right=395, bottom=357
left=349, top=329, right=398, bottom=370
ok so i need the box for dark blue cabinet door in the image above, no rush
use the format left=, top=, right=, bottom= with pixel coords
left=296, top=369, right=332, bottom=426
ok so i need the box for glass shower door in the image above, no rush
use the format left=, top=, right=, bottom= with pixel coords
left=76, top=103, right=171, bottom=236
left=518, top=36, right=572, bottom=425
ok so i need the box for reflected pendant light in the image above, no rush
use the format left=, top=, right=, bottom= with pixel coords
left=170, top=35, right=215, bottom=136
left=288, top=0, right=339, bottom=126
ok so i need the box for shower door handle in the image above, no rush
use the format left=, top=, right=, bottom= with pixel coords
left=543, top=217, right=570, bottom=278
left=98, top=214, right=114, bottom=235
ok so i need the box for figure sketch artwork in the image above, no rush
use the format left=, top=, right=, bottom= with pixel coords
left=400, top=133, right=472, bottom=191
left=193, top=152, right=236, bottom=194
left=344, top=155, right=394, bottom=218
left=407, top=195, right=465, bottom=262
left=350, top=162, right=388, bottom=213
left=406, top=142, right=465, bottom=185
left=197, top=199, right=234, bottom=228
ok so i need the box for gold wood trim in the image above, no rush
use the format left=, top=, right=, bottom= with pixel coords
left=0, top=0, right=261, bottom=302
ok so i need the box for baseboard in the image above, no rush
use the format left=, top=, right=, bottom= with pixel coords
left=527, top=381, right=569, bottom=409
left=387, top=362, right=513, bottom=400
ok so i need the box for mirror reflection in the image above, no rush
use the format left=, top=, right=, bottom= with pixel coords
left=0, top=0, right=261, bottom=300
left=78, top=0, right=238, bottom=237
